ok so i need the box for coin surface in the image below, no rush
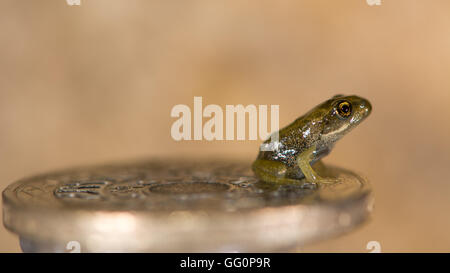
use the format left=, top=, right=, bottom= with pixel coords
left=2, top=159, right=373, bottom=252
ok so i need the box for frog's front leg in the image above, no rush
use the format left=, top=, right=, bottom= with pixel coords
left=296, top=145, right=336, bottom=185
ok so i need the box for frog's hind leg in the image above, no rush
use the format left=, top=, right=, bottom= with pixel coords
left=296, top=145, right=337, bottom=185
left=252, top=159, right=305, bottom=185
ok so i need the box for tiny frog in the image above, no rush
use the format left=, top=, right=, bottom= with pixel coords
left=252, top=94, right=372, bottom=185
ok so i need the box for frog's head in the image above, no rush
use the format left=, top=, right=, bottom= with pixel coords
left=318, top=94, right=372, bottom=143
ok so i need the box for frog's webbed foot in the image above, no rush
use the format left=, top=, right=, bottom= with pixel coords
left=296, top=146, right=341, bottom=185
left=312, top=176, right=341, bottom=185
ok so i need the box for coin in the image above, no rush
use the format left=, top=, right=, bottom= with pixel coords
left=2, top=159, right=373, bottom=252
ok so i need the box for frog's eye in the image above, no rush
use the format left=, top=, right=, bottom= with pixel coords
left=336, top=100, right=352, bottom=118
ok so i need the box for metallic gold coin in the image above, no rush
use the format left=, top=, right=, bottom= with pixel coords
left=2, top=159, right=373, bottom=252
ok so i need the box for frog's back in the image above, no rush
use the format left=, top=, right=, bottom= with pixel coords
left=256, top=116, right=313, bottom=167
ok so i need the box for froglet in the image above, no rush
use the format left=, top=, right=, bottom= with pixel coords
left=252, top=95, right=372, bottom=185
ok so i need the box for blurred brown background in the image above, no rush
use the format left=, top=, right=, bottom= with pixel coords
left=1, top=0, right=450, bottom=252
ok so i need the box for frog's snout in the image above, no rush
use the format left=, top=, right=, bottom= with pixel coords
left=360, top=99, right=372, bottom=117
left=347, top=95, right=372, bottom=125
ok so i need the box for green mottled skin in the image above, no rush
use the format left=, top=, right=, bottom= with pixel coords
left=252, top=95, right=372, bottom=185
